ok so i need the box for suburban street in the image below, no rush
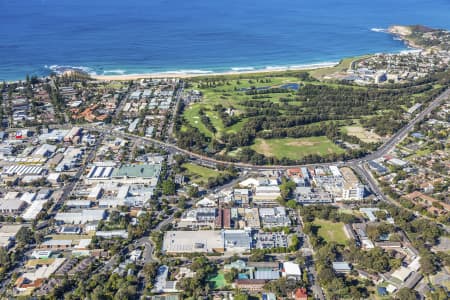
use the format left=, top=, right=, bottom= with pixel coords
left=50, top=132, right=105, bottom=215
left=297, top=210, right=326, bottom=300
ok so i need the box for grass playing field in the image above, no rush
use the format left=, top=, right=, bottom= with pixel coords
left=250, top=136, right=345, bottom=160
left=313, top=219, right=348, bottom=245
left=342, top=125, right=382, bottom=143
left=183, top=163, right=223, bottom=185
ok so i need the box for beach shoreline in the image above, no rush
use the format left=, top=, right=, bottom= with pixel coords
left=90, top=62, right=339, bottom=81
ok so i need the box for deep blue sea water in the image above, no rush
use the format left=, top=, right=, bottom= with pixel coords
left=1, top=0, right=450, bottom=80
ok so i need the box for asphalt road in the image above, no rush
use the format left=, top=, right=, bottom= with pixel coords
left=165, top=81, right=184, bottom=143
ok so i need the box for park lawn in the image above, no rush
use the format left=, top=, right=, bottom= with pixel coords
left=209, top=271, right=227, bottom=289
left=47, top=233, right=94, bottom=240
left=313, top=219, right=348, bottom=245
left=183, top=163, right=223, bottom=184
left=250, top=136, right=345, bottom=160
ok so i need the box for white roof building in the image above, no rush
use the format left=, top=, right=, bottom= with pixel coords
left=408, top=256, right=421, bottom=272
left=3, top=165, right=44, bottom=176
left=239, top=178, right=260, bottom=187
left=47, top=172, right=61, bottom=184
left=55, top=209, right=106, bottom=224
left=33, top=144, right=57, bottom=158
left=0, top=224, right=23, bottom=248
left=20, top=192, right=37, bottom=204
left=0, top=198, right=27, bottom=214
left=391, top=266, right=412, bottom=282
left=22, top=200, right=47, bottom=220
left=196, top=197, right=216, bottom=207
left=329, top=165, right=342, bottom=177
left=66, top=200, right=92, bottom=208
left=96, top=230, right=129, bottom=239
left=282, top=261, right=302, bottom=280
left=386, top=284, right=397, bottom=294
left=39, top=129, right=69, bottom=142
left=163, top=230, right=224, bottom=253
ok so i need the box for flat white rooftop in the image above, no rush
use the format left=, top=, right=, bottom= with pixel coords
left=163, top=230, right=223, bottom=253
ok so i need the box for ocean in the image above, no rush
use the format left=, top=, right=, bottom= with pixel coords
left=1, top=0, right=450, bottom=80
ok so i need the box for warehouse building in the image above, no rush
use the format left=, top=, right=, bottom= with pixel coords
left=163, top=230, right=224, bottom=254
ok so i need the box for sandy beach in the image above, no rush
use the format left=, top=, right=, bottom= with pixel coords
left=91, top=62, right=338, bottom=81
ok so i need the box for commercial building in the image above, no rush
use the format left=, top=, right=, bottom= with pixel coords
left=33, top=144, right=57, bottom=158
left=0, top=224, right=23, bottom=248
left=255, top=232, right=288, bottom=249
left=64, top=127, right=81, bottom=143
left=282, top=261, right=302, bottom=280
left=110, top=163, right=161, bottom=185
left=0, top=197, right=27, bottom=215
left=39, top=239, right=72, bottom=250
left=96, top=230, right=129, bottom=239
left=295, top=187, right=333, bottom=204
left=86, top=165, right=115, bottom=181
left=342, top=184, right=365, bottom=200
left=22, top=200, right=47, bottom=220
left=163, top=231, right=224, bottom=254
left=233, top=188, right=250, bottom=205
left=163, top=229, right=252, bottom=254
left=253, top=186, right=281, bottom=206
left=15, top=258, right=66, bottom=292
left=179, top=208, right=217, bottom=228
left=259, top=207, right=291, bottom=228
left=55, top=209, right=106, bottom=224
left=3, top=165, right=44, bottom=176
left=340, top=167, right=365, bottom=200
left=223, top=230, right=252, bottom=252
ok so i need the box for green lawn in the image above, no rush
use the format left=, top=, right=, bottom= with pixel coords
left=47, top=233, right=94, bottom=240
left=183, top=163, right=223, bottom=184
left=251, top=136, right=345, bottom=160
left=313, top=219, right=348, bottom=245
left=209, top=272, right=227, bottom=289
